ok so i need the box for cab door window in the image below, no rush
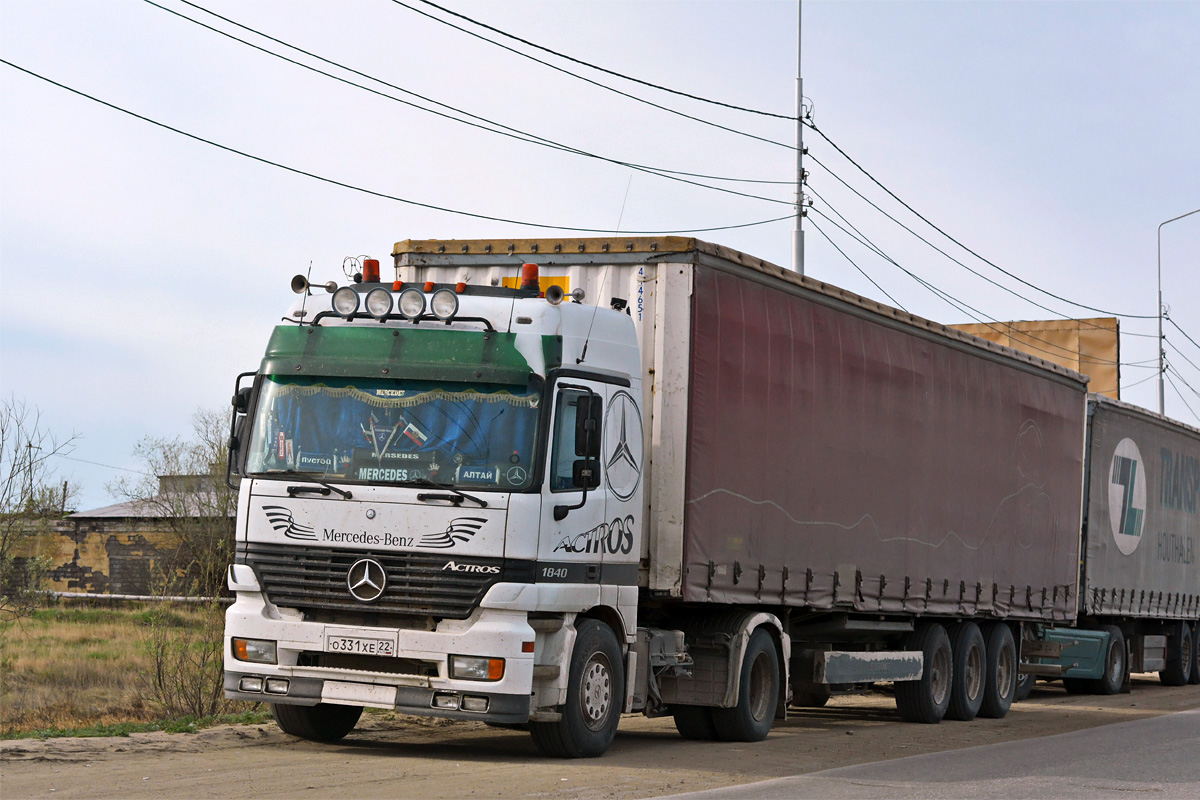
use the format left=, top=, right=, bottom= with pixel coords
left=549, top=389, right=602, bottom=492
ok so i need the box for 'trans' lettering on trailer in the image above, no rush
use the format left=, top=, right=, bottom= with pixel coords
left=1160, top=447, right=1200, bottom=514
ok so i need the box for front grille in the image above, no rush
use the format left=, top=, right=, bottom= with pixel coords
left=238, top=541, right=503, bottom=620
left=297, top=651, right=438, bottom=677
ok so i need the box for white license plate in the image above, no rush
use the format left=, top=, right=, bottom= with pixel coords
left=326, top=635, right=395, bottom=656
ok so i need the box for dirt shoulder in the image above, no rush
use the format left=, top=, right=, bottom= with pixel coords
left=3, top=676, right=1198, bottom=800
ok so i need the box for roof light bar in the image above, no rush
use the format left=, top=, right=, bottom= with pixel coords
left=430, top=289, right=459, bottom=320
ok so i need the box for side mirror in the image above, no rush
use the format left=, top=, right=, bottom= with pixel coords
left=572, top=459, right=600, bottom=489
left=574, top=395, right=603, bottom=458
left=233, top=386, right=252, bottom=414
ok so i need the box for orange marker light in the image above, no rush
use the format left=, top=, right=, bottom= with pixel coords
left=488, top=658, right=505, bottom=681
left=455, top=282, right=466, bottom=293
left=424, top=281, right=435, bottom=292
left=393, top=280, right=404, bottom=291
left=520, top=263, right=539, bottom=291
left=362, top=258, right=380, bottom=282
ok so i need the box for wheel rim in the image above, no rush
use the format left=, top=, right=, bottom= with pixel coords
left=579, top=653, right=613, bottom=731
left=747, top=651, right=773, bottom=722
left=997, top=641, right=1015, bottom=699
left=930, top=646, right=950, bottom=705
left=965, top=643, right=984, bottom=700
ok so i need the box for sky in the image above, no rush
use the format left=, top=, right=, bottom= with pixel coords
left=1, top=0, right=1198, bottom=512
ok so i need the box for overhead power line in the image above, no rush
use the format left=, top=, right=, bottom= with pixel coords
left=805, top=121, right=1158, bottom=320
left=158, top=0, right=793, bottom=204
left=808, top=204, right=1150, bottom=370
left=391, top=0, right=798, bottom=152
left=1165, top=370, right=1200, bottom=423
left=807, top=217, right=907, bottom=310
left=0, top=59, right=795, bottom=235
left=1167, top=316, right=1200, bottom=355
left=413, top=0, right=799, bottom=121
left=805, top=153, right=1156, bottom=339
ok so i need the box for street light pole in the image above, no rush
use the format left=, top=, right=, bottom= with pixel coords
left=793, top=0, right=805, bottom=276
left=1157, top=207, right=1200, bottom=415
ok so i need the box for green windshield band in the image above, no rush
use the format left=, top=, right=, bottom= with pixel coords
left=261, top=326, right=554, bottom=384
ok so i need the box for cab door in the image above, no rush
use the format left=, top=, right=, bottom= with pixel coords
left=537, top=381, right=610, bottom=586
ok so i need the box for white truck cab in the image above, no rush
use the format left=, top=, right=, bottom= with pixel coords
left=225, top=257, right=645, bottom=756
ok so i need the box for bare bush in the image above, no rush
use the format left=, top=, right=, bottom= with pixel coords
left=143, top=598, right=234, bottom=718
left=1, top=398, right=79, bottom=622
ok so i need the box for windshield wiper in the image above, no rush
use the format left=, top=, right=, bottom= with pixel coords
left=265, top=471, right=353, bottom=500
left=409, top=478, right=488, bottom=508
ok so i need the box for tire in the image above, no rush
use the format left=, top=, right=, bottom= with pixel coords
left=1094, top=625, right=1126, bottom=696
left=672, top=705, right=718, bottom=740
left=529, top=619, right=624, bottom=758
left=895, top=622, right=952, bottom=724
left=1014, top=624, right=1036, bottom=701
left=945, top=622, right=986, bottom=721
left=1160, top=621, right=1194, bottom=687
left=271, top=702, right=362, bottom=742
left=1190, top=622, right=1200, bottom=686
left=978, top=623, right=1016, bottom=719
left=711, top=628, right=779, bottom=742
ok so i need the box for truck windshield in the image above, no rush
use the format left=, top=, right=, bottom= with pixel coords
left=245, top=375, right=542, bottom=490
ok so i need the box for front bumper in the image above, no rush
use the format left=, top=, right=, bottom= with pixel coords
left=224, top=587, right=536, bottom=724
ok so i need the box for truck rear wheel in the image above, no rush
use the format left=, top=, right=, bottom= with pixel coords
left=270, top=702, right=362, bottom=742
left=895, top=622, right=952, bottom=724
left=945, top=622, right=985, bottom=721
left=530, top=619, right=624, bottom=758
left=711, top=628, right=779, bottom=742
left=1160, top=620, right=1194, bottom=686
left=1094, top=625, right=1126, bottom=695
left=978, top=623, right=1016, bottom=719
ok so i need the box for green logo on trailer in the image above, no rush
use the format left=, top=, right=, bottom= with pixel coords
left=1108, top=437, right=1146, bottom=555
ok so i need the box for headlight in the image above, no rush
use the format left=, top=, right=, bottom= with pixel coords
left=430, top=289, right=459, bottom=320
left=331, top=287, right=360, bottom=317
left=231, top=637, right=277, bottom=664
left=398, top=288, right=426, bottom=320
left=450, top=655, right=504, bottom=681
left=365, top=287, right=393, bottom=319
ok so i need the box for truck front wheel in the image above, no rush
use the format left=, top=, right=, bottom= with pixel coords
left=711, top=628, right=779, bottom=742
left=895, top=622, right=952, bottom=723
left=270, top=702, right=362, bottom=742
left=530, top=619, right=624, bottom=758
left=1094, top=625, right=1126, bottom=695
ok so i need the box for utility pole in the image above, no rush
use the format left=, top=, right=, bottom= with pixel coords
left=1157, top=207, right=1200, bottom=415
left=793, top=0, right=805, bottom=276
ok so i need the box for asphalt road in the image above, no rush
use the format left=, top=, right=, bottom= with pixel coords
left=656, top=707, right=1200, bottom=800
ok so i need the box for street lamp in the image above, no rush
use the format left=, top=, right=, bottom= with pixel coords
left=1158, top=207, right=1200, bottom=415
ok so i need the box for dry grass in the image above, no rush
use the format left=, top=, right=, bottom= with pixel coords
left=0, top=602, right=224, bottom=734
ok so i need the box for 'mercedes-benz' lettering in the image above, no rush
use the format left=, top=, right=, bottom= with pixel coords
left=441, top=561, right=500, bottom=575
left=321, top=529, right=413, bottom=548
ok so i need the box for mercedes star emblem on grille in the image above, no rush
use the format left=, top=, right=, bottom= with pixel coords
left=346, top=558, right=387, bottom=602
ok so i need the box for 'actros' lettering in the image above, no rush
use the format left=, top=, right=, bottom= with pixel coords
left=441, top=561, right=500, bottom=574
left=554, top=516, right=635, bottom=555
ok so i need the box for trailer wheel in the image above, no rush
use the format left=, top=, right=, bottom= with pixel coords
left=1190, top=622, right=1200, bottom=686
left=672, top=705, right=718, bottom=740
left=530, top=619, right=624, bottom=758
left=1094, top=625, right=1126, bottom=696
left=895, top=622, right=952, bottom=724
left=945, top=622, right=985, bottom=721
left=711, top=628, right=779, bottom=742
left=978, top=623, right=1016, bottom=719
left=270, top=702, right=362, bottom=742
left=1160, top=621, right=1194, bottom=686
